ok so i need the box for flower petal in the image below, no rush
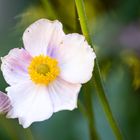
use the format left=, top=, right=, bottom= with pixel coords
left=0, top=91, right=12, bottom=114
left=49, top=78, right=81, bottom=112
left=1, top=48, right=32, bottom=85
left=55, top=33, right=96, bottom=84
left=6, top=81, right=53, bottom=128
left=23, top=19, right=65, bottom=57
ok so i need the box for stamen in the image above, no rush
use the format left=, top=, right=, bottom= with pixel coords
left=28, top=55, right=60, bottom=85
left=36, top=64, right=50, bottom=75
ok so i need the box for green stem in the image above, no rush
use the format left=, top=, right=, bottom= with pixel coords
left=75, top=0, right=123, bottom=139
left=40, top=0, right=57, bottom=19
left=24, top=128, right=34, bottom=140
left=75, top=0, right=92, bottom=44
left=78, top=100, right=88, bottom=118
left=83, top=83, right=99, bottom=140
left=93, top=62, right=123, bottom=140
left=75, top=2, right=99, bottom=140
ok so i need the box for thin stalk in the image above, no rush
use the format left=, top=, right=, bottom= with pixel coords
left=75, top=3, right=99, bottom=140
left=78, top=100, right=88, bottom=118
left=40, top=0, right=57, bottom=19
left=75, top=0, right=92, bottom=44
left=93, top=62, right=123, bottom=140
left=24, top=128, right=34, bottom=140
left=75, top=0, right=123, bottom=139
left=83, top=83, right=99, bottom=140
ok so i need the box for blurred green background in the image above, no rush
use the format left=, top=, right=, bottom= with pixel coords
left=0, top=0, right=140, bottom=140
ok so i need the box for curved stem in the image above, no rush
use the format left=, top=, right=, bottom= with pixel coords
left=40, top=0, right=57, bottom=19
left=93, top=62, right=123, bottom=140
left=83, top=83, right=99, bottom=140
left=75, top=0, right=123, bottom=139
left=74, top=0, right=92, bottom=44
left=24, top=128, right=34, bottom=140
left=75, top=3, right=99, bottom=140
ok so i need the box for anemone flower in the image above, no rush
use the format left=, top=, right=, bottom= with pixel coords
left=1, top=19, right=96, bottom=128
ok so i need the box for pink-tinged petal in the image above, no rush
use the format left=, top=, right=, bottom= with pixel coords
left=1, top=48, right=32, bottom=85
left=55, top=33, right=96, bottom=84
left=23, top=19, right=65, bottom=57
left=6, top=81, right=53, bottom=128
left=49, top=78, right=81, bottom=112
left=0, top=91, right=12, bottom=114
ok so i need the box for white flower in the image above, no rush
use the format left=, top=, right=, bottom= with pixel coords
left=1, top=19, right=96, bottom=128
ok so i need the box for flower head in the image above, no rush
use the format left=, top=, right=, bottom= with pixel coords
left=1, top=19, right=96, bottom=128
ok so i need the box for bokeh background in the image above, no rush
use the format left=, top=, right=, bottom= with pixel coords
left=0, top=0, right=140, bottom=140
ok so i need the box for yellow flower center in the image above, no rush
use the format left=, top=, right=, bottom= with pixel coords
left=36, top=64, right=50, bottom=75
left=28, top=55, right=60, bottom=85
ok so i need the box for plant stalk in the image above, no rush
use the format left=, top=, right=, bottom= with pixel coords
left=75, top=0, right=123, bottom=139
